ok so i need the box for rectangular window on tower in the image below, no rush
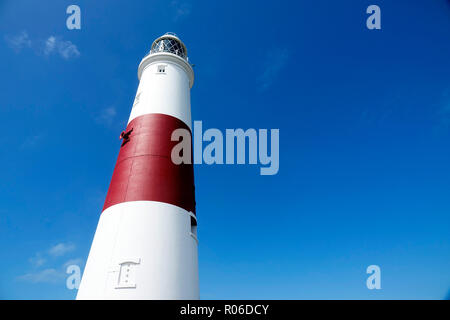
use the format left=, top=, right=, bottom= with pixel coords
left=157, top=65, right=166, bottom=74
left=190, top=216, right=198, bottom=243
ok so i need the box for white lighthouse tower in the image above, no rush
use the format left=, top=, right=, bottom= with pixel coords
left=77, top=33, right=198, bottom=300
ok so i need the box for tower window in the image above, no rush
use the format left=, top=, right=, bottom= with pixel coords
left=190, top=215, right=198, bottom=243
left=157, top=65, right=166, bottom=73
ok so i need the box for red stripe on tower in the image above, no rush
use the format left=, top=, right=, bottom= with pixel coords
left=103, top=113, right=195, bottom=214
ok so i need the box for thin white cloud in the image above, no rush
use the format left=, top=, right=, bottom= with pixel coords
left=4, top=31, right=31, bottom=52
left=171, top=0, right=191, bottom=21
left=44, top=36, right=56, bottom=55
left=95, top=106, right=117, bottom=126
left=17, top=268, right=65, bottom=284
left=4, top=31, right=80, bottom=60
left=19, top=243, right=81, bottom=284
left=43, top=36, right=80, bottom=60
left=29, top=254, right=46, bottom=268
left=258, top=48, right=290, bottom=90
left=48, top=243, right=76, bottom=257
left=58, top=40, right=80, bottom=59
left=19, top=134, right=45, bottom=150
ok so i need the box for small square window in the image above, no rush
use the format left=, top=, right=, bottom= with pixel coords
left=157, top=65, right=166, bottom=73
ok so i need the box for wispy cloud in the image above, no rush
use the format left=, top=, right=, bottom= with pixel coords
left=43, top=36, right=80, bottom=60
left=4, top=31, right=31, bottom=52
left=19, top=134, right=45, bottom=151
left=95, top=106, right=117, bottom=126
left=48, top=243, right=76, bottom=257
left=44, top=36, right=56, bottom=55
left=17, top=244, right=83, bottom=284
left=171, top=0, right=191, bottom=21
left=258, top=48, right=290, bottom=90
left=4, top=31, right=80, bottom=60
left=17, top=268, right=65, bottom=284
left=29, top=253, right=46, bottom=268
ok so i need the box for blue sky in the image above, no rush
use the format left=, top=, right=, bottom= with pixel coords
left=0, top=0, right=449, bottom=299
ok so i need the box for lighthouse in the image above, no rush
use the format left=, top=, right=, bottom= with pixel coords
left=77, top=33, right=198, bottom=300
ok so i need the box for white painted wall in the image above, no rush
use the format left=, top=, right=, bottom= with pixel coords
left=129, top=53, right=193, bottom=130
left=77, top=201, right=199, bottom=300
